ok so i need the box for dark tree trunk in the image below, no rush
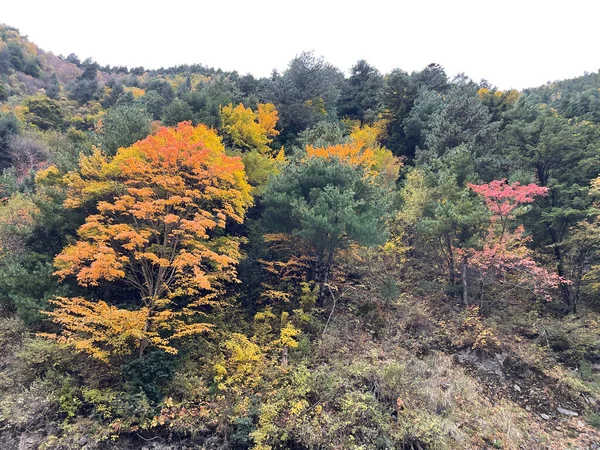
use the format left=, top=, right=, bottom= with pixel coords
left=462, top=257, right=469, bottom=306
left=317, top=249, right=335, bottom=306
left=445, top=234, right=457, bottom=288
left=547, top=225, right=575, bottom=313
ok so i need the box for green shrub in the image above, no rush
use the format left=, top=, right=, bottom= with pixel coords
left=380, top=275, right=401, bottom=302
left=122, top=351, right=177, bottom=403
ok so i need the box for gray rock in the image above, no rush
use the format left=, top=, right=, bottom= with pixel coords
left=18, top=432, right=44, bottom=450
left=456, top=349, right=505, bottom=378
left=495, top=352, right=508, bottom=366
left=556, top=407, right=578, bottom=417
left=540, top=413, right=551, bottom=420
left=514, top=384, right=521, bottom=393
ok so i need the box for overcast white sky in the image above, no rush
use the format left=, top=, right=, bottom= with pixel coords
left=3, top=0, right=599, bottom=89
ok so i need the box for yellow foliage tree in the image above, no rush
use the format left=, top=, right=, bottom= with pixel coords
left=41, top=297, right=171, bottom=362
left=252, top=308, right=300, bottom=367
left=213, top=333, right=266, bottom=395
left=220, top=102, right=284, bottom=194
left=385, top=168, right=433, bottom=261
left=477, top=87, right=520, bottom=120
left=124, top=86, right=145, bottom=99
left=220, top=103, right=279, bottom=155
left=0, top=193, right=39, bottom=257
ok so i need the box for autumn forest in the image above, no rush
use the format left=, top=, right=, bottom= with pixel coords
left=2, top=24, right=600, bottom=449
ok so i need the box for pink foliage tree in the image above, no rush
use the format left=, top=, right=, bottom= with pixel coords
left=463, top=179, right=566, bottom=304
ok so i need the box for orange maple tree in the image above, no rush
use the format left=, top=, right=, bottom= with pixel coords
left=44, top=122, right=253, bottom=361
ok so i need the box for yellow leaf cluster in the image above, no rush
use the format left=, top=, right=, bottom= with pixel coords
left=61, top=146, right=120, bottom=208
left=124, top=86, right=145, bottom=99
left=41, top=297, right=174, bottom=362
left=0, top=193, right=39, bottom=257
left=214, top=333, right=266, bottom=395
left=478, top=87, right=520, bottom=110
left=41, top=296, right=216, bottom=362
left=220, top=103, right=279, bottom=155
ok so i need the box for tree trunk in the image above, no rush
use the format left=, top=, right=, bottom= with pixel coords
left=445, top=234, right=457, bottom=292
left=462, top=257, right=469, bottom=306
left=314, top=252, right=324, bottom=306
left=479, top=277, right=484, bottom=308
left=547, top=225, right=574, bottom=313
left=317, top=279, right=326, bottom=307
left=317, top=249, right=334, bottom=307
left=281, top=345, right=288, bottom=368
left=139, top=299, right=153, bottom=357
left=571, top=246, right=591, bottom=315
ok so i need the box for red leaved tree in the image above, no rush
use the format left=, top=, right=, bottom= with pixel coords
left=462, top=179, right=565, bottom=305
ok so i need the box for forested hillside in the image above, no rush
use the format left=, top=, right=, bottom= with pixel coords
left=2, top=24, right=600, bottom=449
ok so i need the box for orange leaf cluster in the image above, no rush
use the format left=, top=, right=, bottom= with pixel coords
left=304, top=121, right=402, bottom=184
left=258, top=233, right=313, bottom=304
left=305, top=142, right=376, bottom=170
left=47, top=122, right=253, bottom=361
